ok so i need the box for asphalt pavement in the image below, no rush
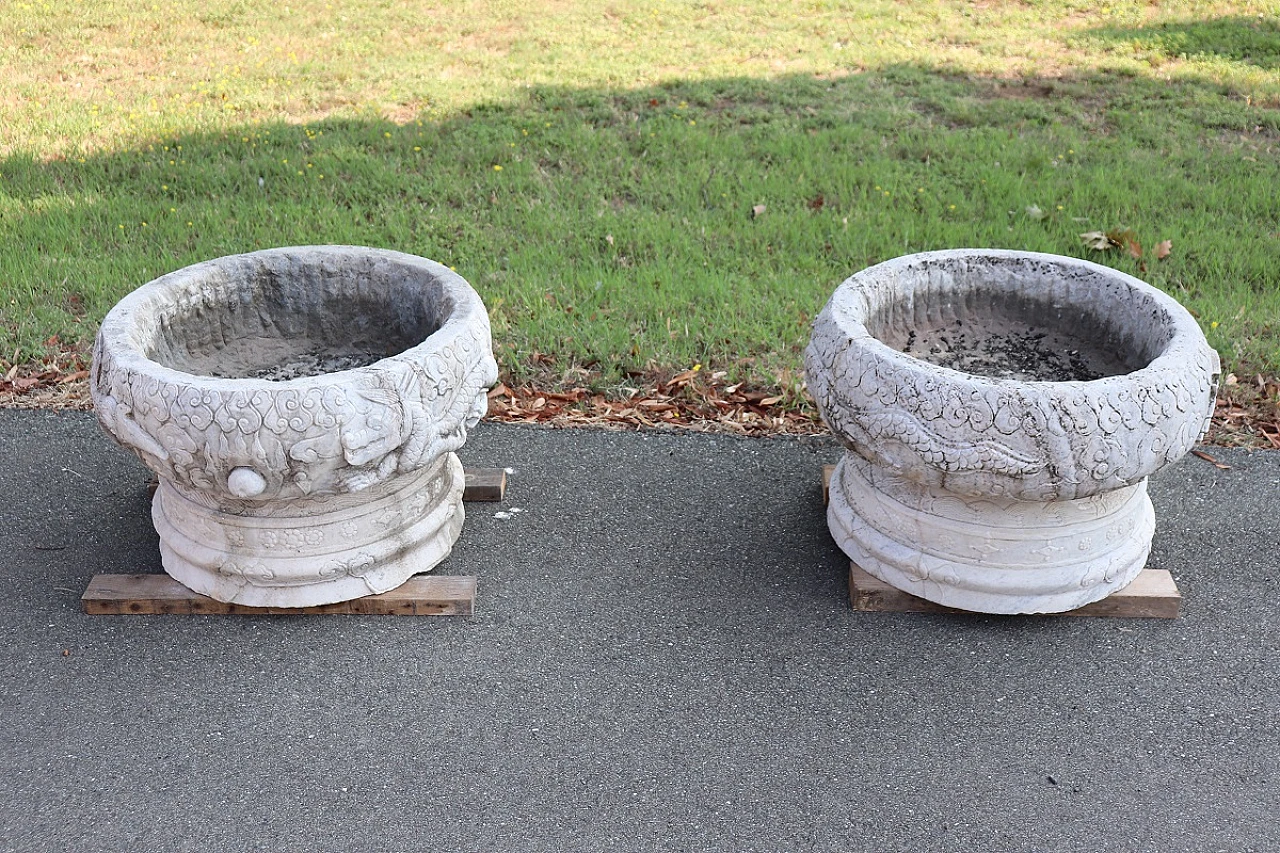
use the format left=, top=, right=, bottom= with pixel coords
left=2, top=408, right=1278, bottom=853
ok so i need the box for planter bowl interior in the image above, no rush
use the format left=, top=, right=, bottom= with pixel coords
left=144, top=253, right=456, bottom=381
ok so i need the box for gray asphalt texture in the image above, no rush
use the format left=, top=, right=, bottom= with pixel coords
left=2, top=409, right=1278, bottom=853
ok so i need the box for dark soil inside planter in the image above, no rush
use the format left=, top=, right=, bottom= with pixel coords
left=179, top=336, right=392, bottom=380
left=143, top=259, right=447, bottom=380
left=872, top=288, right=1145, bottom=382
left=223, top=348, right=386, bottom=381
left=902, top=319, right=1125, bottom=382
left=906, top=322, right=1105, bottom=381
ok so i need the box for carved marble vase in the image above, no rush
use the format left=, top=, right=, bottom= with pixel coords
left=805, top=249, right=1219, bottom=614
left=91, top=246, right=498, bottom=607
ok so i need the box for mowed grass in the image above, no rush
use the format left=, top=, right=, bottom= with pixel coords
left=2, top=1, right=1279, bottom=398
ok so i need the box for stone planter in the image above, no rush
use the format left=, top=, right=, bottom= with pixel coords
left=805, top=249, right=1219, bottom=614
left=91, top=246, right=498, bottom=608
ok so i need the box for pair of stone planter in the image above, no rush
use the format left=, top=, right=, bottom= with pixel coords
left=93, top=246, right=1218, bottom=614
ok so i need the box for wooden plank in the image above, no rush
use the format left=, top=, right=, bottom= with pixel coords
left=149, top=467, right=507, bottom=502
left=848, top=563, right=1181, bottom=619
left=82, top=573, right=197, bottom=615
left=463, top=467, right=506, bottom=502
left=81, top=573, right=475, bottom=616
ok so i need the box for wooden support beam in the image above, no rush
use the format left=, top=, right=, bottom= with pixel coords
left=81, top=573, right=476, bottom=616
left=849, top=563, right=1181, bottom=619
left=147, top=466, right=507, bottom=502
left=462, top=467, right=506, bottom=502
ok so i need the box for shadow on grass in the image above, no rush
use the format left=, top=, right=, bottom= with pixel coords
left=1085, top=15, right=1280, bottom=71
left=1, top=64, right=1278, bottom=385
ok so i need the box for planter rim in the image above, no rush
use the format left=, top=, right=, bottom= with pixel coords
left=93, top=244, right=487, bottom=390
left=90, top=244, right=498, bottom=503
left=826, top=248, right=1205, bottom=389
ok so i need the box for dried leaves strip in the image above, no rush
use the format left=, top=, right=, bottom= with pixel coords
left=484, top=367, right=825, bottom=436
left=1204, top=372, right=1280, bottom=450
left=0, top=347, right=93, bottom=411
left=3, top=355, right=1277, bottom=447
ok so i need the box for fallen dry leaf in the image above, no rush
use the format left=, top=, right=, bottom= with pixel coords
left=668, top=368, right=699, bottom=386
left=1080, top=231, right=1114, bottom=251
left=751, top=204, right=766, bottom=219
left=1191, top=449, right=1232, bottom=470
left=1106, top=227, right=1141, bottom=259
left=1155, top=239, right=1172, bottom=260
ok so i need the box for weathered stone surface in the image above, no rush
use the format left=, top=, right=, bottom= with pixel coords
left=805, top=249, right=1219, bottom=614
left=91, top=246, right=498, bottom=607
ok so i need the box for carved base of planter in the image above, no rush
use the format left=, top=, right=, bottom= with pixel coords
left=825, top=456, right=1157, bottom=615
left=152, top=453, right=465, bottom=608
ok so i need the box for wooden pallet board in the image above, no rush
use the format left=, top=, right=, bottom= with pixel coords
left=144, top=467, right=507, bottom=502
left=825, top=465, right=1181, bottom=619
left=849, top=563, right=1181, bottom=619
left=82, top=573, right=476, bottom=616
left=463, top=467, right=507, bottom=502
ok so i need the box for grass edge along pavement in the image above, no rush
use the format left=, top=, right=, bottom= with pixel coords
left=2, top=8, right=1279, bottom=444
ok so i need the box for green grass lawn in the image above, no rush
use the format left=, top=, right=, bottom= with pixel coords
left=2, top=0, right=1278, bottom=408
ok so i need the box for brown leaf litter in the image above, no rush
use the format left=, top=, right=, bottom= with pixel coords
left=3, top=352, right=1277, bottom=448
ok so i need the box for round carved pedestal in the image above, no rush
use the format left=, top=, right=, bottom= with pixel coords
left=91, top=246, right=498, bottom=608
left=152, top=453, right=465, bottom=608
left=805, top=249, right=1219, bottom=614
left=828, top=453, right=1156, bottom=614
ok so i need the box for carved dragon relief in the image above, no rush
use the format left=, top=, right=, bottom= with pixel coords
left=93, top=321, right=497, bottom=503
left=806, top=309, right=1218, bottom=502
